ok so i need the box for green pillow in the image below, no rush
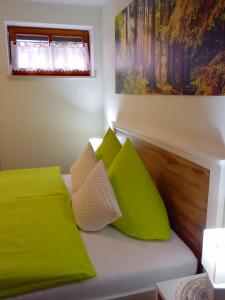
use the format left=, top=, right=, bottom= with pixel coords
left=108, top=138, right=170, bottom=240
left=95, top=127, right=122, bottom=169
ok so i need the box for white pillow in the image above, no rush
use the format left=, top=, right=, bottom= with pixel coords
left=70, top=142, right=97, bottom=193
left=72, top=160, right=122, bottom=232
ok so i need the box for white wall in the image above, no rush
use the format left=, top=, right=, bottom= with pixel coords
left=102, top=0, right=225, bottom=158
left=1, top=0, right=225, bottom=174
left=0, top=0, right=104, bottom=172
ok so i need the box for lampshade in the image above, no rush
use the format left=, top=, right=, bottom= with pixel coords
left=202, top=228, right=225, bottom=285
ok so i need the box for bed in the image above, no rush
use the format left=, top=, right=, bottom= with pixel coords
left=1, top=125, right=221, bottom=300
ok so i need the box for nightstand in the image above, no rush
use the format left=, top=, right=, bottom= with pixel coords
left=155, top=273, right=208, bottom=300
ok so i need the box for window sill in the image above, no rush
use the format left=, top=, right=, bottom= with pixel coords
left=8, top=74, right=97, bottom=79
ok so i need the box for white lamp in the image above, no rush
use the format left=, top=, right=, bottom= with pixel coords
left=202, top=228, right=225, bottom=300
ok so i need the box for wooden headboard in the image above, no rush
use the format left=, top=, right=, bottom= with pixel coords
left=114, top=126, right=210, bottom=267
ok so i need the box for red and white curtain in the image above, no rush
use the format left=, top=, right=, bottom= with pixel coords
left=11, top=41, right=90, bottom=72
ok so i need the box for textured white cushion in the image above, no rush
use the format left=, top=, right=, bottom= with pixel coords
left=72, top=160, right=122, bottom=232
left=70, top=142, right=97, bottom=193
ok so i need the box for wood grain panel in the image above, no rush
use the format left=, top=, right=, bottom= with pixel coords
left=115, top=127, right=210, bottom=268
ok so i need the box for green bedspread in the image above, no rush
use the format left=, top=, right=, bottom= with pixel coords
left=0, top=167, right=95, bottom=299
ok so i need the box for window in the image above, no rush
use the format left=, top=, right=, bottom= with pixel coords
left=7, top=26, right=91, bottom=76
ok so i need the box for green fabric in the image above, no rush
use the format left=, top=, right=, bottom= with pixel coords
left=108, top=139, right=171, bottom=240
left=95, top=127, right=121, bottom=169
left=0, top=167, right=95, bottom=299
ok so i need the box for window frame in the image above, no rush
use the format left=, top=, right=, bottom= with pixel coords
left=7, top=25, right=91, bottom=77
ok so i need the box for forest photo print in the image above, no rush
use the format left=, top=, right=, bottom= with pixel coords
left=115, top=0, right=225, bottom=95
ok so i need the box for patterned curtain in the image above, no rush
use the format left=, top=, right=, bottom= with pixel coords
left=11, top=41, right=90, bottom=72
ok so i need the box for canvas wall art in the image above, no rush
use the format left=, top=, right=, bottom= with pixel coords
left=115, top=0, right=225, bottom=95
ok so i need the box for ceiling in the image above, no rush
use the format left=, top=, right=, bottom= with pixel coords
left=17, top=0, right=106, bottom=6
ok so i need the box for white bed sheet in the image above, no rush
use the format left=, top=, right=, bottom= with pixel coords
left=6, top=175, right=197, bottom=300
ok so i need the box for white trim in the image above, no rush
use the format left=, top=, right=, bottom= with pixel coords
left=7, top=75, right=97, bottom=79
left=207, top=161, right=225, bottom=227
left=4, top=20, right=93, bottom=31
left=4, top=23, right=11, bottom=77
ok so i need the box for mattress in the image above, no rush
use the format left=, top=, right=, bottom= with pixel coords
left=6, top=174, right=198, bottom=300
